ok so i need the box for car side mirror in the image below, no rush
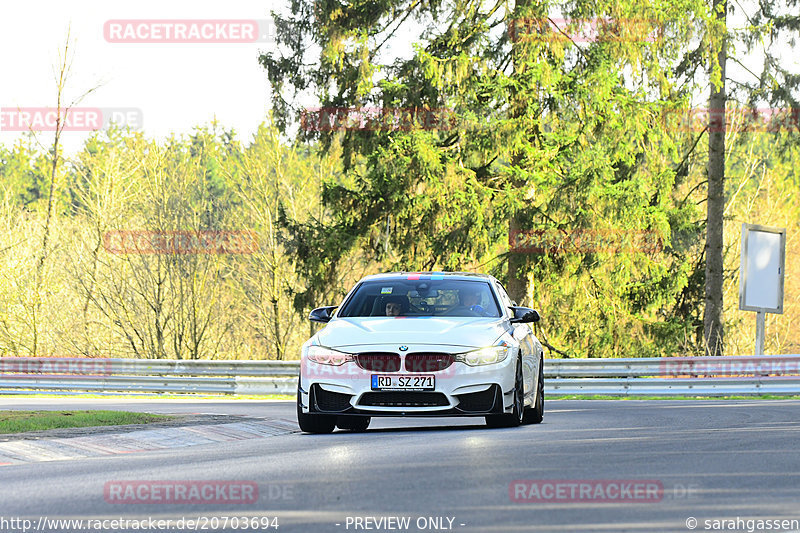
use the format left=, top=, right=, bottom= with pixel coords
left=510, top=306, right=541, bottom=323
left=309, top=306, right=337, bottom=323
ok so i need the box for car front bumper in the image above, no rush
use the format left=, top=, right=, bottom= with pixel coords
left=298, top=345, right=517, bottom=417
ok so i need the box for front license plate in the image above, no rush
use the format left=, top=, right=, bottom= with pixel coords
left=371, top=374, right=435, bottom=391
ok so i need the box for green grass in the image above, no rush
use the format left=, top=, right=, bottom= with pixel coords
left=0, top=394, right=295, bottom=400
left=0, top=410, right=174, bottom=434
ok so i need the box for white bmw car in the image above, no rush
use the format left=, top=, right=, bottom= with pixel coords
left=296, top=272, right=545, bottom=433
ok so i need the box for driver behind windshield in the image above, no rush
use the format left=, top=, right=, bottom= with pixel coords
left=384, top=295, right=406, bottom=316
left=457, top=289, right=486, bottom=315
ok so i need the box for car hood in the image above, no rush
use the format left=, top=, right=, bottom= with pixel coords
left=315, top=317, right=509, bottom=349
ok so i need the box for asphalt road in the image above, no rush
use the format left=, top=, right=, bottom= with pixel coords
left=1, top=398, right=800, bottom=533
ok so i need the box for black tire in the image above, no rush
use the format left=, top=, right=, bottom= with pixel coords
left=296, top=386, right=336, bottom=434
left=485, top=358, right=524, bottom=428
left=336, top=416, right=371, bottom=432
left=523, top=357, right=544, bottom=424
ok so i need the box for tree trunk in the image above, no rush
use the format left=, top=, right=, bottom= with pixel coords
left=507, top=0, right=531, bottom=305
left=704, top=0, right=727, bottom=356
left=507, top=214, right=528, bottom=304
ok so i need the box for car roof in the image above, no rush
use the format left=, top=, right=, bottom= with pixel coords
left=359, top=272, right=496, bottom=283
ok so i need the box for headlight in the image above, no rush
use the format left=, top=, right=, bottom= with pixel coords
left=306, top=345, right=353, bottom=366
left=454, top=346, right=510, bottom=366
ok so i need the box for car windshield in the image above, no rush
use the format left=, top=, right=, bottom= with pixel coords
left=337, top=279, right=502, bottom=318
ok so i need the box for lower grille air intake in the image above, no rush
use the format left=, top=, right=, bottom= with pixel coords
left=358, top=392, right=450, bottom=407
left=312, top=385, right=353, bottom=412
left=456, top=385, right=499, bottom=412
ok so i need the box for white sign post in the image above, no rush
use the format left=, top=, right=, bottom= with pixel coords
left=739, top=223, right=786, bottom=355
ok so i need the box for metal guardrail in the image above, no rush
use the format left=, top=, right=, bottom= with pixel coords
left=0, top=358, right=299, bottom=395
left=545, top=355, right=800, bottom=396
left=0, top=355, right=799, bottom=396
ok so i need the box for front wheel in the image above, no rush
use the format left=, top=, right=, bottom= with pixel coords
left=523, top=357, right=544, bottom=424
left=485, top=358, right=524, bottom=428
left=297, top=386, right=336, bottom=434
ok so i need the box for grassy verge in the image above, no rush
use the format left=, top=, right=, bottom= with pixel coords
left=0, top=394, right=295, bottom=400
left=0, top=410, right=174, bottom=434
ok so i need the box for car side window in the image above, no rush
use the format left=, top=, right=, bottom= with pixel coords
left=494, top=282, right=514, bottom=317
